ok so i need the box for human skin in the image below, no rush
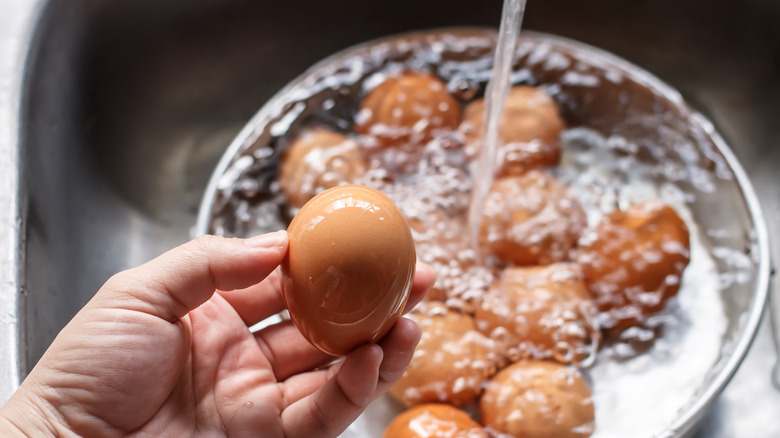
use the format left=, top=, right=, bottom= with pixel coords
left=0, top=231, right=434, bottom=437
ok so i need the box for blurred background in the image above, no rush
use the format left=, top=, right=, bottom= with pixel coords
left=1, top=0, right=779, bottom=435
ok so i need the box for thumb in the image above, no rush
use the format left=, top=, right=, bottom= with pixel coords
left=92, top=231, right=288, bottom=321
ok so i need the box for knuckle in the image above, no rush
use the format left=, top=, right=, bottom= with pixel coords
left=101, top=270, right=135, bottom=293
left=311, top=400, right=334, bottom=437
left=187, top=235, right=220, bottom=291
left=190, top=234, right=219, bottom=256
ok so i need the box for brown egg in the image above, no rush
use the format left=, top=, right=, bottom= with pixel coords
left=480, top=360, right=595, bottom=438
left=282, top=185, right=416, bottom=356
left=479, top=171, right=587, bottom=266
left=576, top=201, right=690, bottom=334
left=279, top=127, right=367, bottom=208
left=407, top=209, right=494, bottom=310
left=355, top=72, right=461, bottom=149
left=384, top=404, right=487, bottom=438
left=389, top=302, right=503, bottom=407
left=474, top=264, right=601, bottom=367
left=461, top=86, right=564, bottom=176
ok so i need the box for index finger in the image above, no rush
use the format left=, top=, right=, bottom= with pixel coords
left=94, top=232, right=288, bottom=322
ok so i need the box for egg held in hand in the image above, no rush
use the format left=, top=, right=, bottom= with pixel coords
left=282, top=185, right=417, bottom=356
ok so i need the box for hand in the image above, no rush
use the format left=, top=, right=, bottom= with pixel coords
left=0, top=232, right=434, bottom=437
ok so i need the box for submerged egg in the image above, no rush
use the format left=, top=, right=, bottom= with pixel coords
left=383, top=404, right=487, bottom=438
left=479, top=171, right=587, bottom=266
left=279, top=127, right=367, bottom=208
left=480, top=360, right=595, bottom=438
left=355, top=71, right=461, bottom=149
left=576, top=201, right=691, bottom=334
left=389, top=302, right=503, bottom=407
left=282, top=185, right=416, bottom=356
left=461, top=86, right=565, bottom=176
left=474, top=263, right=601, bottom=367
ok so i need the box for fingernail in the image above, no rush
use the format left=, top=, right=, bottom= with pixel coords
left=246, top=230, right=287, bottom=248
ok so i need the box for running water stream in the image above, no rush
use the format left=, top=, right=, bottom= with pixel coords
left=467, top=0, right=528, bottom=248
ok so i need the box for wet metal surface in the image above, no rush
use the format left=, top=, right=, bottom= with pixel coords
left=0, top=0, right=36, bottom=406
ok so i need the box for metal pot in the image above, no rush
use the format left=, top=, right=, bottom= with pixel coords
left=194, top=28, right=771, bottom=437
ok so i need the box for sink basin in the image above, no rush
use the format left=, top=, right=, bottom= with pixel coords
left=2, top=0, right=779, bottom=435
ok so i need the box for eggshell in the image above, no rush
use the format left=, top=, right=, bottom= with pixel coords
left=383, top=403, right=487, bottom=438
left=389, top=302, right=503, bottom=407
left=283, top=185, right=416, bottom=356
left=474, top=263, right=601, bottom=366
left=279, top=127, right=367, bottom=208
left=479, top=171, right=587, bottom=266
left=355, top=71, right=461, bottom=149
left=461, top=86, right=565, bottom=176
left=576, top=201, right=690, bottom=334
left=480, top=360, right=595, bottom=438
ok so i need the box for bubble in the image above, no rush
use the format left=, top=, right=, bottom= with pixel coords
left=449, top=77, right=479, bottom=100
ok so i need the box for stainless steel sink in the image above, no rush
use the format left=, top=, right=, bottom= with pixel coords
left=1, top=0, right=779, bottom=435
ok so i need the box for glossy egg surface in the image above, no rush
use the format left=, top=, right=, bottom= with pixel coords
left=283, top=185, right=416, bottom=356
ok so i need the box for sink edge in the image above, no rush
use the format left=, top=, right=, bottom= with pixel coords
left=0, top=0, right=46, bottom=405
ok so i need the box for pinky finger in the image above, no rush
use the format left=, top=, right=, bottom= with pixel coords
left=281, top=344, right=383, bottom=438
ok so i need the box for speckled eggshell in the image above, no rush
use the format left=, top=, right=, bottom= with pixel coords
left=283, top=185, right=416, bottom=356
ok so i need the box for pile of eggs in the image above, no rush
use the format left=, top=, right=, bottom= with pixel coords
left=277, top=71, right=691, bottom=437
